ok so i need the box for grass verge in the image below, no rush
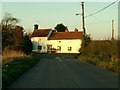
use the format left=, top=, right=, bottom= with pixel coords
left=76, top=54, right=120, bottom=73
left=2, top=54, right=40, bottom=89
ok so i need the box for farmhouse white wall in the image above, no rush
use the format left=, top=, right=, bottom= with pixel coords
left=31, top=37, right=48, bottom=53
left=47, top=39, right=82, bottom=53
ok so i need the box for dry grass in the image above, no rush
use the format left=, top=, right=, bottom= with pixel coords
left=2, top=48, right=26, bottom=62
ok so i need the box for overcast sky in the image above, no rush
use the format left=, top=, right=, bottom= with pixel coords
left=1, top=0, right=119, bottom=40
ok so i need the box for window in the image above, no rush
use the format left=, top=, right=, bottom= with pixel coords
left=38, top=46, right=42, bottom=50
left=68, top=47, right=72, bottom=51
left=47, top=45, right=52, bottom=50
left=57, top=46, right=61, bottom=51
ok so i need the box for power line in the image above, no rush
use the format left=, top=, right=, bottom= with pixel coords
left=86, top=21, right=110, bottom=26
left=85, top=7, right=105, bottom=22
left=85, top=0, right=119, bottom=18
left=85, top=6, right=111, bottom=26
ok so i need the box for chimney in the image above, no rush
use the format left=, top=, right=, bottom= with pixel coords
left=65, top=28, right=69, bottom=32
left=34, top=24, right=38, bottom=30
left=74, top=28, right=78, bottom=32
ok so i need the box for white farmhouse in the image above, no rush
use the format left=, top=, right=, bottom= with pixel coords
left=47, top=29, right=83, bottom=53
left=30, top=24, right=83, bottom=53
left=31, top=25, right=52, bottom=53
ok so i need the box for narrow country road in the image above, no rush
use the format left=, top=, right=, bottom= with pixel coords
left=7, top=54, right=118, bottom=88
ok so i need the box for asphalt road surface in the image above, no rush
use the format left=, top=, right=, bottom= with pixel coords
left=7, top=54, right=118, bottom=88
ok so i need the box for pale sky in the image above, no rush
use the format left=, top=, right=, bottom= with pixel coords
left=1, top=0, right=119, bottom=40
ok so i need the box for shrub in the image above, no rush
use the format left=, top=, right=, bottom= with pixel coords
left=83, top=40, right=119, bottom=59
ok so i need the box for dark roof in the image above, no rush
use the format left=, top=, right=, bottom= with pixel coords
left=31, top=29, right=51, bottom=37
left=49, top=32, right=83, bottom=40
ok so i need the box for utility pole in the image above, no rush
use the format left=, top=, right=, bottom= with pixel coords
left=112, top=20, right=115, bottom=40
left=75, top=0, right=86, bottom=35
left=81, top=0, right=86, bottom=36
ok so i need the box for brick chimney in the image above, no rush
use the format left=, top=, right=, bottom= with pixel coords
left=65, top=28, right=69, bottom=32
left=74, top=28, right=78, bottom=32
left=34, top=24, right=38, bottom=31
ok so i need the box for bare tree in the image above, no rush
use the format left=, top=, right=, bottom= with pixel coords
left=1, top=13, right=19, bottom=30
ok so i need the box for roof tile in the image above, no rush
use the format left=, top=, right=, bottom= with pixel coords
left=31, top=29, right=51, bottom=37
left=49, top=32, right=83, bottom=40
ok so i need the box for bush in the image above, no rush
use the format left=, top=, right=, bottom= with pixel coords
left=82, top=40, right=119, bottom=59
left=21, top=34, right=33, bottom=55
